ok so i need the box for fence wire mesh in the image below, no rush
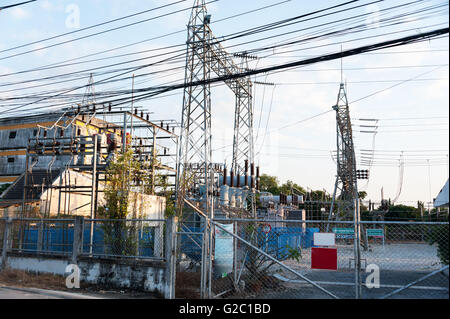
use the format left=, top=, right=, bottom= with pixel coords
left=195, top=219, right=449, bottom=299
left=209, top=220, right=354, bottom=299
left=175, top=220, right=204, bottom=299
left=1, top=218, right=165, bottom=260
left=0, top=218, right=5, bottom=254
left=359, top=222, right=449, bottom=299
left=1, top=215, right=447, bottom=300
left=82, top=219, right=165, bottom=259
left=8, top=219, right=75, bottom=256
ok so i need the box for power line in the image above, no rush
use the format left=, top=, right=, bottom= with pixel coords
left=284, top=64, right=450, bottom=72
left=0, top=0, right=35, bottom=11
left=0, top=0, right=189, bottom=54
left=0, top=0, right=219, bottom=62
left=2, top=0, right=441, bottom=88
left=2, top=7, right=447, bottom=117
left=350, top=65, right=448, bottom=104
left=0, top=0, right=293, bottom=78
left=19, top=28, right=450, bottom=116
left=276, top=78, right=448, bottom=85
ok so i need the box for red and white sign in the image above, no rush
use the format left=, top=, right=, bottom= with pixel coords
left=262, top=224, right=272, bottom=234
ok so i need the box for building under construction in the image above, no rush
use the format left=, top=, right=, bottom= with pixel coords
left=0, top=106, right=178, bottom=220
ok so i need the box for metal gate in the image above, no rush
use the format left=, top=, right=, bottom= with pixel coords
left=173, top=215, right=449, bottom=299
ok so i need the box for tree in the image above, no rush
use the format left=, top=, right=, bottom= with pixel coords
left=308, top=190, right=330, bottom=201
left=358, top=191, right=368, bottom=200
left=99, top=149, right=142, bottom=219
left=427, top=224, right=449, bottom=265
left=259, top=175, right=307, bottom=196
left=97, top=150, right=143, bottom=256
left=259, top=174, right=280, bottom=194
left=378, top=204, right=421, bottom=220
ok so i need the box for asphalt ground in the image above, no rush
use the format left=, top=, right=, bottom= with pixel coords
left=255, top=269, right=449, bottom=299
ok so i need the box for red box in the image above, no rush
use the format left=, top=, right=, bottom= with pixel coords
left=311, top=247, right=337, bottom=270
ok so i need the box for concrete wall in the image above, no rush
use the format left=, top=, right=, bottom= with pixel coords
left=42, top=170, right=105, bottom=217
left=41, top=169, right=166, bottom=218
left=128, top=193, right=166, bottom=220
left=0, top=253, right=167, bottom=296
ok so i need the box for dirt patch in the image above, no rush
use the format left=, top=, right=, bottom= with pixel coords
left=174, top=271, right=285, bottom=299
left=0, top=269, right=68, bottom=291
left=175, top=271, right=201, bottom=299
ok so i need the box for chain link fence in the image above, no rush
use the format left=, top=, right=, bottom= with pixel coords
left=175, top=220, right=205, bottom=299
left=1, top=216, right=447, bottom=299
left=195, top=218, right=449, bottom=299
left=359, top=221, right=449, bottom=299
left=209, top=219, right=355, bottom=299
left=0, top=218, right=165, bottom=260
left=0, top=218, right=5, bottom=255
left=8, top=218, right=75, bottom=256
left=82, top=219, right=165, bottom=259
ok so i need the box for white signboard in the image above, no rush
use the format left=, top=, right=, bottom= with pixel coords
left=214, top=223, right=234, bottom=277
left=313, top=232, right=336, bottom=247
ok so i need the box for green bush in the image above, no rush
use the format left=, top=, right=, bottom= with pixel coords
left=427, top=225, right=449, bottom=265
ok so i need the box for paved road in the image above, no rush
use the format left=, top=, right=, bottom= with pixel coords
left=0, top=286, right=103, bottom=299
left=257, top=269, right=449, bottom=299
left=0, top=287, right=59, bottom=299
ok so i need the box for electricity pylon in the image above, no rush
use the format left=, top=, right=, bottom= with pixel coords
left=176, top=0, right=255, bottom=299
left=328, top=82, right=359, bottom=222
left=82, top=73, right=96, bottom=107
left=176, top=2, right=214, bottom=299
left=176, top=0, right=255, bottom=215
left=232, top=52, right=255, bottom=176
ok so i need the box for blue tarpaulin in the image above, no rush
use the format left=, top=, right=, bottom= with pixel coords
left=179, top=225, right=320, bottom=262
left=20, top=224, right=157, bottom=257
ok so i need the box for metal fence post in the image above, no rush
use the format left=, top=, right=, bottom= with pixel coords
left=165, top=216, right=178, bottom=299
left=71, top=216, right=84, bottom=264
left=1, top=218, right=11, bottom=270
left=233, top=221, right=237, bottom=287
left=37, top=219, right=44, bottom=252
left=354, top=198, right=362, bottom=299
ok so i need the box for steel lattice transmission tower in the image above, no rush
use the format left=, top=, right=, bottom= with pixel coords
left=329, top=82, right=359, bottom=221
left=176, top=0, right=255, bottom=298
left=232, top=52, right=255, bottom=176
left=176, top=0, right=255, bottom=213
left=82, top=73, right=96, bottom=107
left=177, top=0, right=213, bottom=211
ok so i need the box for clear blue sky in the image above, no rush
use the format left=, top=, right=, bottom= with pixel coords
left=0, top=0, right=448, bottom=207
